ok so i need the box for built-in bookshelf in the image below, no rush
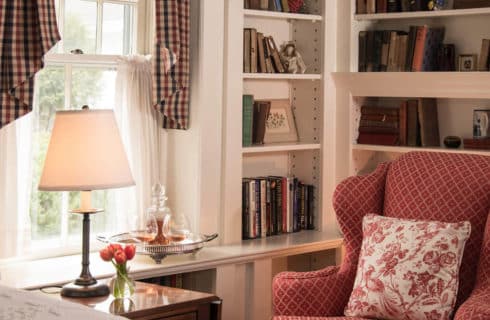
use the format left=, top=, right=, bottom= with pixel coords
left=332, top=1, right=490, bottom=176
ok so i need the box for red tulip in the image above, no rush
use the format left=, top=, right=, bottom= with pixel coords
left=109, top=243, right=122, bottom=253
left=124, top=244, right=136, bottom=260
left=114, top=249, right=127, bottom=265
left=99, top=247, right=113, bottom=261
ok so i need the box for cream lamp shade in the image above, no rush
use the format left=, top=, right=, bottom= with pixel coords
left=39, top=109, right=135, bottom=191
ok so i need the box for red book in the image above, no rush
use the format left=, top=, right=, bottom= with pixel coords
left=281, top=177, right=287, bottom=233
left=411, top=26, right=428, bottom=72
left=357, top=132, right=399, bottom=146
left=399, top=101, right=408, bottom=146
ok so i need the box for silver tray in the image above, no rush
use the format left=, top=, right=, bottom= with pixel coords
left=97, top=232, right=218, bottom=264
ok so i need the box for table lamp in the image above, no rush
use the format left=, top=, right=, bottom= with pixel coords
left=39, top=108, right=135, bottom=298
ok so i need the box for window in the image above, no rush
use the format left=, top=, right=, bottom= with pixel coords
left=25, top=0, right=140, bottom=254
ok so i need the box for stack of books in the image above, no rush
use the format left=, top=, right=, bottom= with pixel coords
left=242, top=95, right=271, bottom=146
left=358, top=98, right=440, bottom=147
left=244, top=0, right=293, bottom=12
left=359, top=26, right=445, bottom=72
left=357, top=0, right=432, bottom=14
left=243, top=28, right=286, bottom=74
left=242, top=176, right=315, bottom=240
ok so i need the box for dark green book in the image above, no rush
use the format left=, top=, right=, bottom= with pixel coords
left=242, top=95, right=254, bottom=147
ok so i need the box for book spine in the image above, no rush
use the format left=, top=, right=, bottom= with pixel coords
left=260, top=0, right=269, bottom=9
left=411, top=26, right=428, bottom=72
left=376, top=0, right=387, bottom=12
left=243, top=29, right=251, bottom=73
left=387, top=31, right=398, bottom=72
left=260, top=180, right=267, bottom=238
left=399, top=101, right=408, bottom=146
left=268, top=37, right=285, bottom=73
left=266, top=179, right=272, bottom=236
left=357, top=0, right=367, bottom=14
left=406, top=26, right=418, bottom=72
left=280, top=0, right=290, bottom=12
left=250, top=29, right=258, bottom=73
left=282, top=177, right=287, bottom=233
left=242, top=95, right=254, bottom=147
left=358, top=31, right=368, bottom=72
left=255, top=180, right=261, bottom=238
left=307, top=185, right=315, bottom=229
left=257, top=33, right=266, bottom=73
left=293, top=178, right=299, bottom=232
left=249, top=180, right=256, bottom=238
left=358, top=126, right=399, bottom=134
left=478, top=39, right=490, bottom=71
left=276, top=178, right=283, bottom=234
left=270, top=178, right=277, bottom=235
left=242, top=180, right=249, bottom=239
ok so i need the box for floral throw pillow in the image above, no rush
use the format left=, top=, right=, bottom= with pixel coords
left=345, top=214, right=471, bottom=320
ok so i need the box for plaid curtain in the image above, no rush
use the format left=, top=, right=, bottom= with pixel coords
left=153, top=0, right=190, bottom=130
left=0, top=0, right=60, bottom=129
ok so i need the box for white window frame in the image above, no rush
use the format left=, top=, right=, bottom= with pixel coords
left=24, top=0, right=152, bottom=259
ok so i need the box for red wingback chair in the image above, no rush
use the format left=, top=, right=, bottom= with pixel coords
left=272, top=152, right=490, bottom=320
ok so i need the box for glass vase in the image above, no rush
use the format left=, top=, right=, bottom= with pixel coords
left=109, top=269, right=135, bottom=299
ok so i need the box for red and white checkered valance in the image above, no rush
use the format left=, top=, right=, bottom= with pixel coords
left=0, top=0, right=60, bottom=129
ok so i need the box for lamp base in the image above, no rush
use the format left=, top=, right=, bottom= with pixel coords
left=61, top=280, right=109, bottom=298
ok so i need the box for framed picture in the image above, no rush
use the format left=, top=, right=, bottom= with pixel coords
left=473, top=109, right=490, bottom=138
left=264, top=99, right=298, bottom=143
left=458, top=54, right=477, bottom=71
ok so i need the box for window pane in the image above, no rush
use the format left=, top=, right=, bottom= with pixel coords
left=64, top=0, right=97, bottom=54
left=102, top=3, right=134, bottom=55
left=30, top=67, right=66, bottom=241
left=71, top=68, right=116, bottom=110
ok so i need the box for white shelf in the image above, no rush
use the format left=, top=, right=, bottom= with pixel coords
left=352, top=144, right=490, bottom=156
left=0, top=230, right=342, bottom=290
left=242, top=142, right=321, bottom=154
left=244, top=9, right=323, bottom=21
left=354, top=7, right=490, bottom=21
left=332, top=72, right=490, bottom=99
left=243, top=73, right=322, bottom=80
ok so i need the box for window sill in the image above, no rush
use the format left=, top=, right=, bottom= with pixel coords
left=0, top=230, right=343, bottom=290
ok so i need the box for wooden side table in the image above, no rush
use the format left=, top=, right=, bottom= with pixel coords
left=62, top=282, right=221, bottom=320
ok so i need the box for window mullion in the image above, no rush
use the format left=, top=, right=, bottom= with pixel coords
left=96, top=0, right=103, bottom=54
left=60, top=64, right=72, bottom=245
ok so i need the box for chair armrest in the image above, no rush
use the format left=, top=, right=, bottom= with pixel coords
left=272, top=266, right=353, bottom=317
left=454, top=290, right=490, bottom=320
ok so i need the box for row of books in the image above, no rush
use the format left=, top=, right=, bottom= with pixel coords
left=242, top=95, right=271, bottom=146
left=244, top=28, right=286, bottom=73
left=242, top=176, right=315, bottom=240
left=245, top=0, right=295, bottom=13
left=359, top=26, right=446, bottom=72
left=357, top=98, right=440, bottom=147
left=357, top=0, right=432, bottom=14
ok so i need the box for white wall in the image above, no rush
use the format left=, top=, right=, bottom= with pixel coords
left=165, top=1, right=225, bottom=238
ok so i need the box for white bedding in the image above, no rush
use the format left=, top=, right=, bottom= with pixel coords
left=0, top=285, right=125, bottom=320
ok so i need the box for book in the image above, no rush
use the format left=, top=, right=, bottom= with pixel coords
left=387, top=0, right=399, bottom=12
left=252, top=101, right=271, bottom=144
left=410, top=0, right=429, bottom=10
left=412, top=25, right=428, bottom=71
left=257, top=32, right=267, bottom=73
left=244, top=0, right=250, bottom=9
left=396, top=34, right=409, bottom=72
left=463, top=137, right=490, bottom=150
left=387, top=31, right=399, bottom=72
left=380, top=30, right=391, bottom=71
left=249, top=180, right=256, bottom=238
left=438, top=44, right=456, bottom=71
left=357, top=132, right=399, bottom=145
left=454, top=0, right=490, bottom=9
left=367, top=0, right=376, bottom=13
left=478, top=39, right=490, bottom=71
left=254, top=180, right=261, bottom=237
left=357, top=0, right=367, bottom=13
left=359, top=126, right=399, bottom=134
left=243, top=29, right=251, bottom=73
left=281, top=177, right=287, bottom=233
left=250, top=29, right=258, bottom=73
left=359, top=31, right=368, bottom=72
left=260, top=0, right=269, bottom=9
left=242, top=95, right=254, bottom=147
left=263, top=37, right=274, bottom=73
left=361, top=106, right=400, bottom=116
left=418, top=98, right=440, bottom=147
left=421, top=27, right=445, bottom=71
left=399, top=101, right=408, bottom=146
left=274, top=0, right=283, bottom=11
left=406, top=100, right=420, bottom=147
left=406, top=26, right=418, bottom=71
left=400, top=0, right=411, bottom=11
left=366, top=31, right=375, bottom=72
left=373, top=31, right=384, bottom=72
left=376, top=0, right=387, bottom=12
left=281, top=0, right=290, bottom=12
left=249, top=0, right=261, bottom=9
left=267, top=36, right=286, bottom=73
left=306, top=185, right=314, bottom=230
left=260, top=179, right=267, bottom=238
left=266, top=179, right=272, bottom=236
left=242, top=180, right=250, bottom=239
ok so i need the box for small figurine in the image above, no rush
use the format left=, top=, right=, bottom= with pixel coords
left=280, top=43, right=307, bottom=74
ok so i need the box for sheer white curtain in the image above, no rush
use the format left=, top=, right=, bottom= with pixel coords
left=0, top=116, right=32, bottom=259
left=114, top=55, right=161, bottom=229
